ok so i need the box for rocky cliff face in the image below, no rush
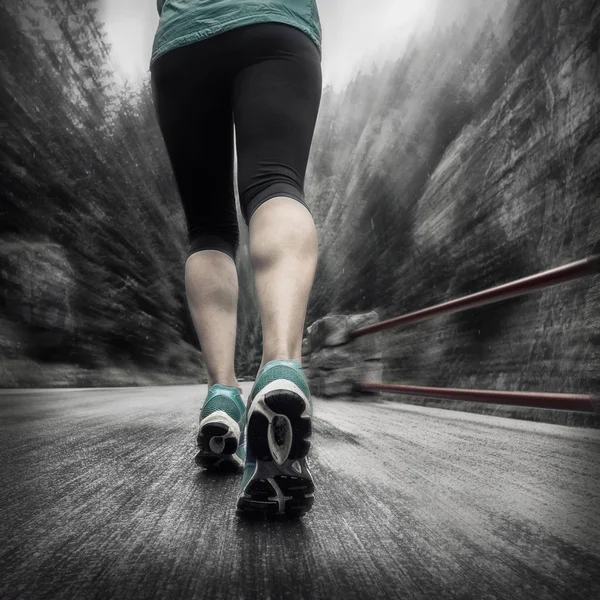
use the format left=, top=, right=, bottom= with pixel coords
left=306, top=0, right=599, bottom=399
left=390, top=0, right=599, bottom=396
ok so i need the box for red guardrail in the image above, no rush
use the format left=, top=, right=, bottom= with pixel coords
left=352, top=255, right=600, bottom=413
left=356, top=383, right=598, bottom=413
left=350, top=255, right=600, bottom=338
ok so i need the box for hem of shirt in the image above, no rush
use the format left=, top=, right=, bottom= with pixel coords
left=150, top=16, right=322, bottom=69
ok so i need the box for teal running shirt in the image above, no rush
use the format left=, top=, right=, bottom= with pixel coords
left=151, top=0, right=322, bottom=66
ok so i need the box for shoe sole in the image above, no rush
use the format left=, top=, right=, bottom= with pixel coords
left=237, top=380, right=314, bottom=518
left=195, top=410, right=243, bottom=470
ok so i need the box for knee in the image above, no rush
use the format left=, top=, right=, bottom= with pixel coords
left=241, top=181, right=310, bottom=225
left=187, top=231, right=239, bottom=262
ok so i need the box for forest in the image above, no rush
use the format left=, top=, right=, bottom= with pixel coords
left=1, top=0, right=598, bottom=395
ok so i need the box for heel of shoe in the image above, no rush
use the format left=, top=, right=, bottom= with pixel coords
left=195, top=411, right=242, bottom=469
left=239, top=383, right=314, bottom=517
left=247, top=388, right=311, bottom=464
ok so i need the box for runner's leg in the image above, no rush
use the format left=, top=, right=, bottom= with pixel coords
left=233, top=24, right=322, bottom=372
left=151, top=42, right=240, bottom=388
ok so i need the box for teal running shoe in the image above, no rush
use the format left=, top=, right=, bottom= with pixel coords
left=195, top=384, right=246, bottom=470
left=237, top=359, right=314, bottom=518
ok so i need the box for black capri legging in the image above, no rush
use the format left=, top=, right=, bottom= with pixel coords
left=150, top=23, right=322, bottom=261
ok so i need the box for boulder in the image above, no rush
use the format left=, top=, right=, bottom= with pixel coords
left=306, top=311, right=379, bottom=352
left=0, top=238, right=76, bottom=350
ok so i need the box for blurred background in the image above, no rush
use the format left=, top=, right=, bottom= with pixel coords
left=0, top=0, right=598, bottom=394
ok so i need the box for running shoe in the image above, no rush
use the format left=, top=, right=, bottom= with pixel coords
left=195, top=384, right=246, bottom=470
left=237, top=359, right=314, bottom=518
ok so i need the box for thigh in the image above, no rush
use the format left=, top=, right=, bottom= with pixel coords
left=232, top=24, right=323, bottom=222
left=151, top=43, right=237, bottom=243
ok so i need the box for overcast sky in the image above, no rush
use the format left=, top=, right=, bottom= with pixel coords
left=98, top=0, right=437, bottom=89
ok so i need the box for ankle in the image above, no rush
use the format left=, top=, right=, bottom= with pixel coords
left=260, top=352, right=302, bottom=368
left=207, top=375, right=239, bottom=389
left=258, top=355, right=303, bottom=374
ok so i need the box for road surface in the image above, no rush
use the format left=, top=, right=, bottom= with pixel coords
left=1, top=385, right=599, bottom=599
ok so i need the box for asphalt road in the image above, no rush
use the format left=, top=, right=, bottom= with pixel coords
left=1, top=385, right=599, bottom=600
